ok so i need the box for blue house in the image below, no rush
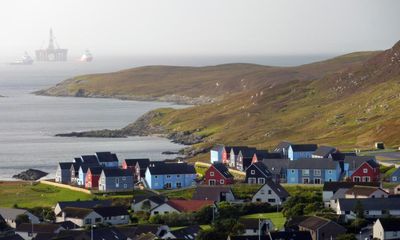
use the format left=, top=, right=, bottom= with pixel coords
left=96, top=152, right=119, bottom=168
left=287, top=158, right=340, bottom=184
left=288, top=144, right=318, bottom=160
left=389, top=167, right=400, bottom=182
left=144, top=162, right=196, bottom=190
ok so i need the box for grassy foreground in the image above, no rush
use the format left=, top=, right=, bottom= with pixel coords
left=0, top=181, right=92, bottom=208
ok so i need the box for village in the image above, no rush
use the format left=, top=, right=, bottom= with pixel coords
left=1, top=142, right=400, bottom=240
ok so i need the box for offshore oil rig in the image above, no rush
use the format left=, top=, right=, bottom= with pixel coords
left=35, top=29, right=68, bottom=61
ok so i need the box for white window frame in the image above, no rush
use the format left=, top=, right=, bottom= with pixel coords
left=302, top=178, right=310, bottom=184
left=220, top=179, right=225, bottom=184
left=248, top=177, right=257, bottom=184
left=393, top=176, right=398, bottom=182
left=314, top=169, right=321, bottom=176
left=210, top=172, right=214, bottom=176
left=354, top=176, right=361, bottom=182
left=314, top=178, right=321, bottom=184
left=363, top=176, right=370, bottom=182
left=302, top=169, right=310, bottom=176
left=258, top=178, right=265, bottom=184
left=251, top=170, right=255, bottom=175
left=176, top=182, right=182, bottom=188
left=363, top=168, right=368, bottom=174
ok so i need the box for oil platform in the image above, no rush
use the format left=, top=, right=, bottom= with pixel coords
left=35, top=29, right=68, bottom=61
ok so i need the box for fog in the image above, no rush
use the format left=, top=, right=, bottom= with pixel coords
left=1, top=0, right=400, bottom=59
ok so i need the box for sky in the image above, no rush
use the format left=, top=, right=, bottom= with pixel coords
left=0, top=0, right=400, bottom=58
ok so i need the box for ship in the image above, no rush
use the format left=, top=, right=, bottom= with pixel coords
left=9, top=52, right=34, bottom=65
left=80, top=49, right=93, bottom=62
left=35, top=29, right=68, bottom=62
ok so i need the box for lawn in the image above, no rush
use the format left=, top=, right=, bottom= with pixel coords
left=159, top=187, right=196, bottom=199
left=241, top=212, right=286, bottom=230
left=0, top=181, right=93, bottom=208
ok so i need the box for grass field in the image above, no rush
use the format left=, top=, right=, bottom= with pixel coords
left=0, top=182, right=93, bottom=208
left=241, top=212, right=286, bottom=230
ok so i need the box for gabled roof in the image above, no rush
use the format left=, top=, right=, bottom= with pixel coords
left=273, top=141, right=292, bottom=152
left=230, top=146, right=256, bottom=155
left=0, top=208, right=31, bottom=220
left=343, top=156, right=377, bottom=170
left=81, top=155, right=99, bottom=165
left=93, top=206, right=129, bottom=218
left=59, top=162, right=73, bottom=170
left=192, top=185, right=234, bottom=201
left=269, top=231, right=312, bottom=240
left=289, top=144, right=318, bottom=152
left=79, top=162, right=100, bottom=173
left=239, top=148, right=257, bottom=158
left=330, top=188, right=348, bottom=200
left=288, top=158, right=337, bottom=169
left=345, top=185, right=386, bottom=197
left=258, top=179, right=290, bottom=198
left=60, top=207, right=94, bottom=218
left=96, top=152, right=118, bottom=163
left=211, top=144, right=226, bottom=151
left=299, top=216, right=345, bottom=231
left=133, top=194, right=166, bottom=205
left=377, top=218, right=400, bottom=231
left=124, top=158, right=150, bottom=168
left=102, top=169, right=133, bottom=177
left=170, top=225, right=200, bottom=239
left=212, top=163, right=233, bottom=179
left=165, top=199, right=214, bottom=212
left=322, top=181, right=380, bottom=192
left=16, top=223, right=62, bottom=233
left=87, top=166, right=103, bottom=175
left=313, top=146, right=336, bottom=157
left=261, top=159, right=290, bottom=175
left=147, top=162, right=196, bottom=175
left=250, top=162, right=272, bottom=178
left=73, top=158, right=83, bottom=164
left=338, top=198, right=400, bottom=211
left=57, top=200, right=112, bottom=211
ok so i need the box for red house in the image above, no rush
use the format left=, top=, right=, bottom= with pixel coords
left=204, top=163, right=234, bottom=185
left=221, top=147, right=232, bottom=165
left=85, top=167, right=103, bottom=189
left=351, top=160, right=380, bottom=182
left=122, top=159, right=150, bottom=182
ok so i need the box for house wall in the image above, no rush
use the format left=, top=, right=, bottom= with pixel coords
left=99, top=175, right=134, bottom=192
left=288, top=147, right=314, bottom=161
left=55, top=166, right=71, bottom=184
left=351, top=163, right=379, bottom=182
left=145, top=169, right=196, bottom=190
left=204, top=166, right=233, bottom=185
left=390, top=169, right=400, bottom=182
left=102, top=215, right=129, bottom=225
left=77, top=168, right=86, bottom=186
left=3, top=212, right=40, bottom=229
left=229, top=149, right=237, bottom=168
left=210, top=150, right=221, bottom=164
left=57, top=212, right=103, bottom=227
left=246, top=165, right=268, bottom=184
left=150, top=204, right=179, bottom=216
left=287, top=168, right=337, bottom=184
left=251, top=184, right=285, bottom=205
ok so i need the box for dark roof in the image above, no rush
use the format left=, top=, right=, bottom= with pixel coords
left=331, top=152, right=356, bottom=161
left=102, top=168, right=133, bottom=177
left=81, top=155, right=99, bottom=165
left=240, top=148, right=258, bottom=158
left=57, top=200, right=112, bottom=211
left=230, top=146, right=256, bottom=155
left=343, top=156, right=377, bottom=170
left=59, top=162, right=73, bottom=170
left=251, top=162, right=272, bottom=178
left=0, top=235, right=24, bottom=240
left=299, top=216, right=345, bottom=231
left=16, top=223, right=61, bottom=233
left=288, top=158, right=337, bottom=169
left=338, top=198, right=400, bottom=211
left=323, top=181, right=380, bottom=192
left=273, top=141, right=292, bottom=152
left=124, top=158, right=150, bottom=167
left=88, top=166, right=103, bottom=175
left=96, top=152, right=118, bottom=163
left=260, top=179, right=290, bottom=198
left=129, top=224, right=163, bottom=236
left=313, top=146, right=336, bottom=157
left=147, top=162, right=196, bottom=175
left=73, top=158, right=83, bottom=164
left=60, top=207, right=94, bottom=218
left=56, top=227, right=127, bottom=240
left=290, top=144, right=318, bottom=152
left=93, top=206, right=129, bottom=218
left=133, top=194, right=166, bottom=205
left=170, top=225, right=200, bottom=239
left=192, top=185, right=234, bottom=201
left=56, top=221, right=79, bottom=230
left=213, top=163, right=234, bottom=178
left=253, top=150, right=269, bottom=159
left=378, top=218, right=400, bottom=231
left=269, top=231, right=312, bottom=240
left=33, top=233, right=57, bottom=240
left=229, top=236, right=270, bottom=240
left=262, top=159, right=290, bottom=175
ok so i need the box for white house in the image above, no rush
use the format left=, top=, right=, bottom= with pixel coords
left=373, top=218, right=400, bottom=240
left=344, top=186, right=389, bottom=199
left=56, top=207, right=103, bottom=227
left=0, top=208, right=40, bottom=228
left=251, top=179, right=289, bottom=206
left=132, top=195, right=166, bottom=212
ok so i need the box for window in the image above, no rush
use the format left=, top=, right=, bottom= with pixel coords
left=177, top=174, right=180, bottom=178
left=363, top=168, right=368, bottom=173
left=95, top=218, right=102, bottom=223
left=268, top=190, right=272, bottom=194
left=291, top=169, right=295, bottom=173
left=363, top=176, right=370, bottom=182
left=268, top=198, right=276, bottom=203
left=85, top=219, right=92, bottom=225
left=393, top=176, right=397, bottom=182
left=365, top=210, right=369, bottom=215
left=166, top=175, right=171, bottom=178
left=303, top=178, right=310, bottom=184
left=220, top=179, right=225, bottom=184
left=154, top=175, right=158, bottom=179
left=302, top=169, right=310, bottom=176
left=154, top=211, right=159, bottom=215
left=165, top=182, right=172, bottom=189
left=122, top=177, right=126, bottom=181
left=209, top=180, right=216, bottom=185
left=121, top=216, right=125, bottom=219
left=314, top=178, right=321, bottom=184
left=256, top=198, right=261, bottom=202
left=248, top=178, right=257, bottom=184
left=314, top=169, right=321, bottom=176
left=258, top=178, right=265, bottom=184
left=260, top=190, right=265, bottom=194
left=251, top=170, right=255, bottom=175
left=354, top=176, right=361, bottom=182
left=176, top=182, right=182, bottom=188
left=210, top=172, right=214, bottom=176
left=124, top=184, right=127, bottom=189
left=328, top=170, right=332, bottom=174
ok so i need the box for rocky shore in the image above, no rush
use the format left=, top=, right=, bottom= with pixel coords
left=13, top=169, right=48, bottom=181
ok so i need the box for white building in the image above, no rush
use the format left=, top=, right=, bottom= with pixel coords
left=373, top=218, right=400, bottom=240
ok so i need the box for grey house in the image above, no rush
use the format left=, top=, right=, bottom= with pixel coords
left=55, top=162, right=73, bottom=184
left=98, top=169, right=134, bottom=192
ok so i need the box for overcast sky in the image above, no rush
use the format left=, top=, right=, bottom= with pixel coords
left=1, top=0, right=399, bottom=57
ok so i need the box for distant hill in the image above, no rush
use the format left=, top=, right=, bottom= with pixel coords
left=37, top=41, right=400, bottom=158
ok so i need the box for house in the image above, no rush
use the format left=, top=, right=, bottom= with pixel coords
left=288, top=144, right=318, bottom=161
left=342, top=156, right=380, bottom=182
left=144, top=162, right=196, bottom=190
left=54, top=200, right=112, bottom=216
left=92, top=206, right=129, bottom=225
left=272, top=141, right=292, bottom=159
left=298, top=216, right=346, bottom=240
left=96, top=152, right=119, bottom=168
left=229, top=147, right=256, bottom=168
left=336, top=198, right=400, bottom=221
left=236, top=148, right=258, bottom=171
left=56, top=207, right=103, bottom=227
left=322, top=182, right=380, bottom=207
left=251, top=179, right=289, bottom=205
left=312, top=146, right=336, bottom=158
left=15, top=223, right=64, bottom=240
left=0, top=208, right=39, bottom=228
left=98, top=169, right=134, bottom=192
left=192, top=185, right=236, bottom=202
left=150, top=199, right=214, bottom=216
left=77, top=162, right=100, bottom=186
left=132, top=194, right=167, bottom=212
left=122, top=158, right=150, bottom=182
left=70, top=159, right=83, bottom=184
left=204, top=163, right=234, bottom=185
left=373, top=218, right=400, bottom=240
left=262, top=158, right=290, bottom=183
left=344, top=185, right=389, bottom=199
left=55, top=162, right=73, bottom=183
left=246, top=162, right=272, bottom=184
left=389, top=167, right=400, bottom=182
left=210, top=145, right=232, bottom=164
left=238, top=218, right=274, bottom=236
left=328, top=188, right=348, bottom=210
left=269, top=231, right=313, bottom=240
left=85, top=166, right=103, bottom=189
left=287, top=158, right=340, bottom=184
left=161, top=225, right=200, bottom=239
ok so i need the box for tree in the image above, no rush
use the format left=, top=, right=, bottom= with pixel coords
left=141, top=200, right=151, bottom=211
left=15, top=214, right=30, bottom=226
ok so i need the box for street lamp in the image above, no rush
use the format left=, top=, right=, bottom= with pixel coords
left=359, top=230, right=362, bottom=240
left=91, top=224, right=97, bottom=240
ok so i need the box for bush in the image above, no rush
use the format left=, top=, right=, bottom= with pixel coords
left=148, top=212, right=195, bottom=227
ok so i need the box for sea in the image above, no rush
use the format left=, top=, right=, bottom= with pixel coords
left=0, top=54, right=334, bottom=180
